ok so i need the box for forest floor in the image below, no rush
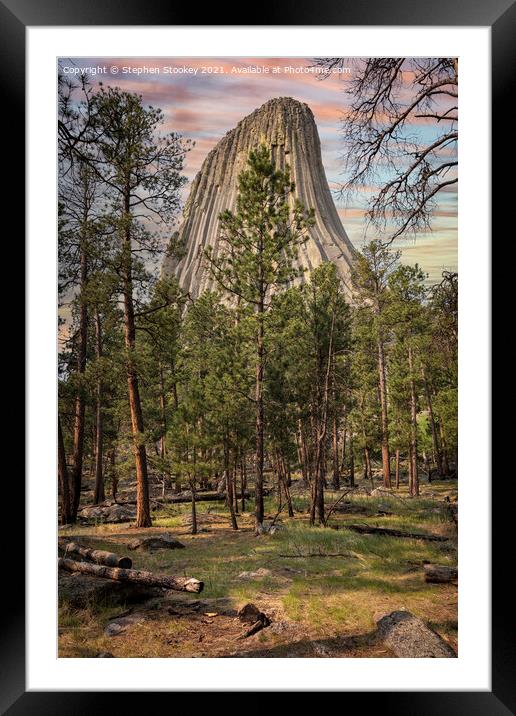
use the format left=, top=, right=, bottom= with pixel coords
left=58, top=478, right=458, bottom=658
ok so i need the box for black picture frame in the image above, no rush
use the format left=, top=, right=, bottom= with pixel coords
left=6, top=0, right=510, bottom=711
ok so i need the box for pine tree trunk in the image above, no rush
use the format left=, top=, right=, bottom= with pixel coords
left=190, top=478, right=197, bottom=535
left=58, top=416, right=72, bottom=525
left=408, top=444, right=413, bottom=494
left=159, top=364, right=167, bottom=462
left=421, top=367, right=443, bottom=476
left=109, top=447, right=118, bottom=502
left=377, top=337, right=391, bottom=488
left=349, top=433, right=355, bottom=488
left=93, top=310, right=105, bottom=505
left=408, top=345, right=419, bottom=497
left=240, top=458, right=247, bottom=512
left=364, top=446, right=373, bottom=489
left=225, top=436, right=238, bottom=530
left=395, top=448, right=400, bottom=489
left=332, top=409, right=340, bottom=489
left=285, top=457, right=292, bottom=487
left=439, top=422, right=450, bottom=476
left=122, top=193, right=151, bottom=528
left=277, top=450, right=294, bottom=518
left=298, top=420, right=309, bottom=487
left=233, top=452, right=239, bottom=515
left=341, top=421, right=347, bottom=480
left=254, top=301, right=265, bottom=533
left=70, top=237, right=88, bottom=521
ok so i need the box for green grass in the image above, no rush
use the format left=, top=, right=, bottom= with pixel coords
left=61, top=479, right=458, bottom=652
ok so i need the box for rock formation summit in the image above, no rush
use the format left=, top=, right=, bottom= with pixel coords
left=163, top=97, right=355, bottom=298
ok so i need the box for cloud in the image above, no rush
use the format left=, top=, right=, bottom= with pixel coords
left=63, top=55, right=457, bottom=282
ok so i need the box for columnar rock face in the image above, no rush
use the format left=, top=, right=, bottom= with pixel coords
left=163, top=97, right=355, bottom=298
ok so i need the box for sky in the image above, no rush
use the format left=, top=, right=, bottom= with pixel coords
left=59, top=56, right=457, bottom=283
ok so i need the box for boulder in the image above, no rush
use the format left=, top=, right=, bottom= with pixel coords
left=127, top=534, right=185, bottom=551
left=375, top=610, right=456, bottom=658
left=79, top=502, right=137, bottom=524
left=104, top=613, right=146, bottom=637
left=257, top=521, right=285, bottom=535
left=236, top=567, right=271, bottom=580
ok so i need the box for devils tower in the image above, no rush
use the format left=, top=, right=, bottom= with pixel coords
left=163, top=97, right=355, bottom=297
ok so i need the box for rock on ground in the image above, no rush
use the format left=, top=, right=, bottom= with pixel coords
left=127, top=534, right=185, bottom=551
left=78, top=502, right=137, bottom=524
left=104, top=613, right=147, bottom=637
left=236, top=567, right=271, bottom=580
left=375, top=610, right=456, bottom=658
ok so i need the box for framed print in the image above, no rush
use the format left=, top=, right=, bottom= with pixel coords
left=6, top=0, right=511, bottom=710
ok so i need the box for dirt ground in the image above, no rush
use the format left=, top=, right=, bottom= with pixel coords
left=58, top=479, right=458, bottom=658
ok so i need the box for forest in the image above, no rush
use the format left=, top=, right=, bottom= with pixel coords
left=57, top=59, right=458, bottom=659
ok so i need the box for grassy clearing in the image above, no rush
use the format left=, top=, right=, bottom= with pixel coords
left=59, top=479, right=458, bottom=657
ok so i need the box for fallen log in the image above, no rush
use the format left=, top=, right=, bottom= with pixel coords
left=344, top=524, right=449, bottom=542
left=424, top=564, right=458, bottom=583
left=278, top=552, right=356, bottom=559
left=157, top=491, right=251, bottom=505
left=58, top=558, right=203, bottom=593
left=375, top=610, right=456, bottom=657
left=64, top=542, right=132, bottom=569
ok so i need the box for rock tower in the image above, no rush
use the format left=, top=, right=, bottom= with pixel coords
left=163, top=97, right=355, bottom=297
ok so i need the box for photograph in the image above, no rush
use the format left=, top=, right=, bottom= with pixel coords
left=57, top=55, right=458, bottom=659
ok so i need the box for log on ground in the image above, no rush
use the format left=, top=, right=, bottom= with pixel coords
left=58, top=558, right=204, bottom=593
left=424, top=564, right=458, bottom=583
left=344, top=524, right=449, bottom=541
left=156, top=491, right=251, bottom=505
left=63, top=542, right=132, bottom=569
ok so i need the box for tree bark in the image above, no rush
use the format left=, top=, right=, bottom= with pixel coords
left=421, top=366, right=443, bottom=476
left=349, top=433, right=355, bottom=488
left=225, top=436, right=238, bottom=530
left=240, top=457, right=247, bottom=512
left=254, top=283, right=265, bottom=532
left=408, top=345, right=419, bottom=496
left=93, top=309, right=105, bottom=504
left=190, top=478, right=197, bottom=535
left=424, top=564, right=458, bottom=583
left=364, top=446, right=373, bottom=488
left=110, top=447, right=118, bottom=502
left=377, top=336, right=391, bottom=488
left=279, top=450, right=294, bottom=517
left=297, top=420, right=309, bottom=487
left=63, top=542, right=132, bottom=569
left=332, top=409, right=340, bottom=489
left=395, top=448, right=400, bottom=489
left=58, top=416, right=72, bottom=525
left=58, top=557, right=203, bottom=592
left=122, top=191, right=151, bottom=527
left=344, top=524, right=448, bottom=541
left=70, top=229, right=89, bottom=521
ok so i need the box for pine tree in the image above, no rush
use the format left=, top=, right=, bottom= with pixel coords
left=206, top=143, right=314, bottom=533
left=351, top=241, right=400, bottom=487
left=86, top=87, right=189, bottom=526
